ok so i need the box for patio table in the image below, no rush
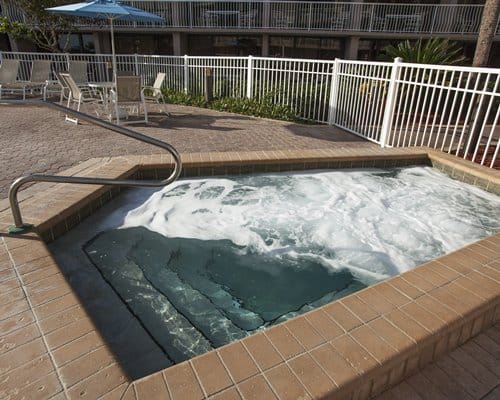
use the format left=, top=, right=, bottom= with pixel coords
left=88, top=81, right=115, bottom=104
left=384, top=14, right=422, bottom=31
left=205, top=10, right=240, bottom=27
left=87, top=81, right=129, bottom=122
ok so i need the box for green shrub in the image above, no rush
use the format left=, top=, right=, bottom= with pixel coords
left=161, top=88, right=300, bottom=122
left=162, top=88, right=207, bottom=108
left=211, top=97, right=300, bottom=122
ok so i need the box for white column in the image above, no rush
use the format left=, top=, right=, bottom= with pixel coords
left=379, top=57, right=402, bottom=148
left=327, top=58, right=340, bottom=125
left=173, top=32, right=188, bottom=56
left=344, top=37, right=360, bottom=60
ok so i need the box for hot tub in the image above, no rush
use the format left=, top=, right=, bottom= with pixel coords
left=51, top=165, right=500, bottom=374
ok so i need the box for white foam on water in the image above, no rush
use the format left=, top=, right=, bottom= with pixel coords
left=118, top=167, right=500, bottom=285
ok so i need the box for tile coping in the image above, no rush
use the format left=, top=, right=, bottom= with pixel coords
left=0, top=147, right=498, bottom=400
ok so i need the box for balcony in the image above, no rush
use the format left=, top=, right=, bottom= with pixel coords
left=2, top=1, right=499, bottom=36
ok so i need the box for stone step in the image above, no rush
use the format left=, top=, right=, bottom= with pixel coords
left=85, top=230, right=213, bottom=363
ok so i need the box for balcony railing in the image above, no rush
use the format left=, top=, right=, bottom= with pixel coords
left=2, top=1, right=499, bottom=35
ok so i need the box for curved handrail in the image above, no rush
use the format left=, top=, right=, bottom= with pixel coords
left=1, top=99, right=182, bottom=233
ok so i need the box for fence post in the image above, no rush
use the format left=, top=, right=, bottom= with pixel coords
left=379, top=57, right=402, bottom=148
left=327, top=58, right=340, bottom=125
left=205, top=67, right=214, bottom=103
left=183, top=54, right=189, bottom=94
left=134, top=53, right=139, bottom=75
left=66, top=53, right=70, bottom=71
left=246, top=55, right=253, bottom=99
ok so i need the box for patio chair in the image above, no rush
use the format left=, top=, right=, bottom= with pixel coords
left=52, top=71, right=71, bottom=105
left=331, top=14, right=348, bottom=30
left=59, top=72, right=104, bottom=124
left=0, top=60, right=20, bottom=99
left=240, top=10, right=258, bottom=28
left=110, top=75, right=148, bottom=125
left=273, top=11, right=294, bottom=28
left=43, top=60, right=90, bottom=102
left=1, top=60, right=51, bottom=100
left=141, top=72, right=169, bottom=115
left=69, top=60, right=89, bottom=86
left=117, top=70, right=136, bottom=76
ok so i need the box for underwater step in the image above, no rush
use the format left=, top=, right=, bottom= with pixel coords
left=126, top=227, right=264, bottom=331
left=137, top=262, right=249, bottom=347
left=87, top=227, right=251, bottom=348
left=85, top=227, right=362, bottom=335
left=274, top=280, right=367, bottom=324
left=85, top=231, right=213, bottom=362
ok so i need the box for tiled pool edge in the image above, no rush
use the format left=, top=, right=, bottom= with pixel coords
left=26, top=149, right=500, bottom=245
left=0, top=147, right=498, bottom=400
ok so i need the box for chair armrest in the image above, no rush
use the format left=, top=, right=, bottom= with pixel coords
left=109, top=89, right=117, bottom=103
left=44, top=80, right=61, bottom=88
left=141, top=86, right=155, bottom=94
left=81, top=86, right=104, bottom=102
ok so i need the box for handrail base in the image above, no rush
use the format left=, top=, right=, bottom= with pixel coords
left=8, top=223, right=34, bottom=234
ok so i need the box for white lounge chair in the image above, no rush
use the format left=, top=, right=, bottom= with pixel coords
left=141, top=72, right=169, bottom=115
left=44, top=61, right=92, bottom=101
left=1, top=60, right=51, bottom=100
left=69, top=61, right=89, bottom=86
left=0, top=59, right=20, bottom=99
left=59, top=72, right=103, bottom=124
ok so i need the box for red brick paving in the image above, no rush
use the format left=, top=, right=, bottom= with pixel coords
left=375, top=322, right=500, bottom=400
left=0, top=103, right=373, bottom=199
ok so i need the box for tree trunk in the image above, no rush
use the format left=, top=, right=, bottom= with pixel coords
left=466, top=0, right=500, bottom=165
left=472, top=0, right=500, bottom=67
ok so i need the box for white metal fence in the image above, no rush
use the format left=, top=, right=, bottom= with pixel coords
left=330, top=58, right=499, bottom=168
left=2, top=1, right=499, bottom=35
left=1, top=51, right=498, bottom=168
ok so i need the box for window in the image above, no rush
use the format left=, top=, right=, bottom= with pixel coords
left=58, top=33, right=95, bottom=53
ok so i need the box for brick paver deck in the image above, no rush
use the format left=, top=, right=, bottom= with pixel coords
left=0, top=103, right=372, bottom=199
left=376, top=322, right=500, bottom=400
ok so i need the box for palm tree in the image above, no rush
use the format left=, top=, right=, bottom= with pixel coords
left=468, top=0, right=500, bottom=160
left=381, top=38, right=466, bottom=65
left=472, top=0, right=500, bottom=67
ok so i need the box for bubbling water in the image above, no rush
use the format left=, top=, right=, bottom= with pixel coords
left=120, top=166, right=500, bottom=286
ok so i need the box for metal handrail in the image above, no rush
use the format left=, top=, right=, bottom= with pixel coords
left=1, top=99, right=182, bottom=233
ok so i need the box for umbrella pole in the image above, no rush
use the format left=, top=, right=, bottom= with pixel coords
left=110, top=17, right=120, bottom=125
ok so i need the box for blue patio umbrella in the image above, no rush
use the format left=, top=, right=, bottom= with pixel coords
left=46, top=0, right=164, bottom=122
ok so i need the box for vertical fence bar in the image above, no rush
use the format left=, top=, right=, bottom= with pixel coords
left=183, top=54, right=189, bottom=93
left=246, top=55, right=253, bottom=99
left=379, top=57, right=402, bottom=147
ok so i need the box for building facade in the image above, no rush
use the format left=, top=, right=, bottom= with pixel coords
left=1, top=0, right=499, bottom=65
